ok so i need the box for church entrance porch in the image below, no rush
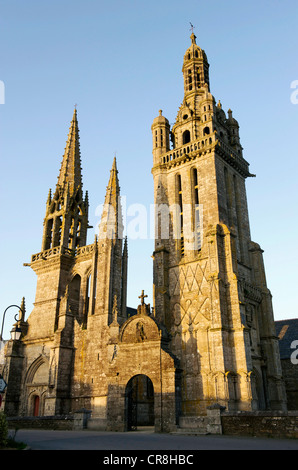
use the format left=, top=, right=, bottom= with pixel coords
left=125, top=374, right=154, bottom=431
left=106, top=297, right=179, bottom=433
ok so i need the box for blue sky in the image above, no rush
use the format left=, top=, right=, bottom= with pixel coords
left=0, top=0, right=297, bottom=338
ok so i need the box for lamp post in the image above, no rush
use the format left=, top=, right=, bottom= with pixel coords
left=1, top=305, right=23, bottom=341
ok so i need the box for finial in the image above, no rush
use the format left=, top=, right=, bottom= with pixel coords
left=189, top=23, right=197, bottom=44
left=159, top=109, right=163, bottom=116
left=123, top=236, right=128, bottom=255
left=138, top=290, right=148, bottom=306
left=137, top=290, right=150, bottom=316
left=112, top=154, right=117, bottom=171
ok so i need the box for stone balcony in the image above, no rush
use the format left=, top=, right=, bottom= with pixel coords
left=31, top=243, right=95, bottom=263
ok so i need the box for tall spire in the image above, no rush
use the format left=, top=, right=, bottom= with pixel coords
left=41, top=109, right=89, bottom=252
left=57, top=108, right=82, bottom=195
left=104, top=156, right=120, bottom=208
left=99, top=157, right=123, bottom=241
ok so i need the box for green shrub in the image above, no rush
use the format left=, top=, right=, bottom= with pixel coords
left=0, top=412, right=8, bottom=447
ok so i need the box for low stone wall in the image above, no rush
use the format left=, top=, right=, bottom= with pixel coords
left=221, top=411, right=298, bottom=439
left=7, top=409, right=91, bottom=431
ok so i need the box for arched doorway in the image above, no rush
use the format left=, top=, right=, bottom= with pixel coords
left=125, top=375, right=154, bottom=431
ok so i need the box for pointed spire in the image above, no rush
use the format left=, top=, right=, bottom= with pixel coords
left=99, top=157, right=123, bottom=241
left=57, top=108, right=82, bottom=195
left=104, top=156, right=120, bottom=206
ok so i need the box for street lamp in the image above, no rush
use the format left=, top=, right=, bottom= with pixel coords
left=1, top=305, right=24, bottom=341
left=10, top=321, right=22, bottom=341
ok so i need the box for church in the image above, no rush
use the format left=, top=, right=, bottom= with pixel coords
left=1, top=33, right=287, bottom=432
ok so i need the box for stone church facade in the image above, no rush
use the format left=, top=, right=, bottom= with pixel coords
left=1, top=33, right=287, bottom=432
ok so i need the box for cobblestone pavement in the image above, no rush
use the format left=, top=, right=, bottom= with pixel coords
left=16, top=428, right=298, bottom=451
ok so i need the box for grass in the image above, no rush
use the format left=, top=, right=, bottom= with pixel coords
left=0, top=428, right=28, bottom=450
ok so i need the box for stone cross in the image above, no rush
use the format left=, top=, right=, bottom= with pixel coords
left=138, top=290, right=148, bottom=305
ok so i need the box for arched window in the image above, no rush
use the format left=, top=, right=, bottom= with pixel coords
left=85, top=274, right=91, bottom=315
left=188, top=69, right=192, bottom=90
left=44, top=218, right=54, bottom=250
left=192, top=168, right=201, bottom=251
left=53, top=216, right=62, bottom=247
left=182, top=130, right=190, bottom=145
left=203, top=126, right=210, bottom=136
left=176, top=174, right=184, bottom=256
left=68, top=274, right=81, bottom=317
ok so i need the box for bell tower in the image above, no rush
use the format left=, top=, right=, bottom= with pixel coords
left=152, top=33, right=287, bottom=414
left=41, top=108, right=89, bottom=253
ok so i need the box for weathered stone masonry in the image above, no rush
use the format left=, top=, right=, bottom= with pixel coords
left=1, top=33, right=289, bottom=432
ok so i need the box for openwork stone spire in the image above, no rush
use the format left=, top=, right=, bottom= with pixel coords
left=40, top=109, right=89, bottom=252
left=99, top=157, right=123, bottom=241
left=57, top=107, right=82, bottom=195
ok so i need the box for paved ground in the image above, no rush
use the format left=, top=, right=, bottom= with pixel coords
left=15, top=428, right=298, bottom=451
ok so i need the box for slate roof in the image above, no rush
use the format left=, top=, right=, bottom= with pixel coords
left=275, top=318, right=298, bottom=360
left=126, top=307, right=137, bottom=318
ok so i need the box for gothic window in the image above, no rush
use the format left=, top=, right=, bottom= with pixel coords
left=45, top=218, right=54, bottom=250
left=188, top=69, right=192, bottom=90
left=183, top=130, right=190, bottom=145
left=85, top=273, right=91, bottom=315
left=170, top=132, right=175, bottom=149
left=68, top=274, right=81, bottom=317
left=53, top=216, right=62, bottom=247
left=192, top=168, right=199, bottom=205
left=82, top=273, right=92, bottom=327
left=76, top=219, right=81, bottom=248
left=192, top=168, right=201, bottom=251
left=176, top=174, right=184, bottom=256
left=203, top=126, right=210, bottom=136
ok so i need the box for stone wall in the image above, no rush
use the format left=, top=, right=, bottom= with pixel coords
left=280, top=358, right=298, bottom=410
left=221, top=411, right=298, bottom=439
left=6, top=409, right=91, bottom=431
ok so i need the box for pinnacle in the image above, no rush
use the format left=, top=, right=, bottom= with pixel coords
left=57, top=109, right=83, bottom=195
left=99, top=156, right=123, bottom=241
left=190, top=32, right=197, bottom=45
